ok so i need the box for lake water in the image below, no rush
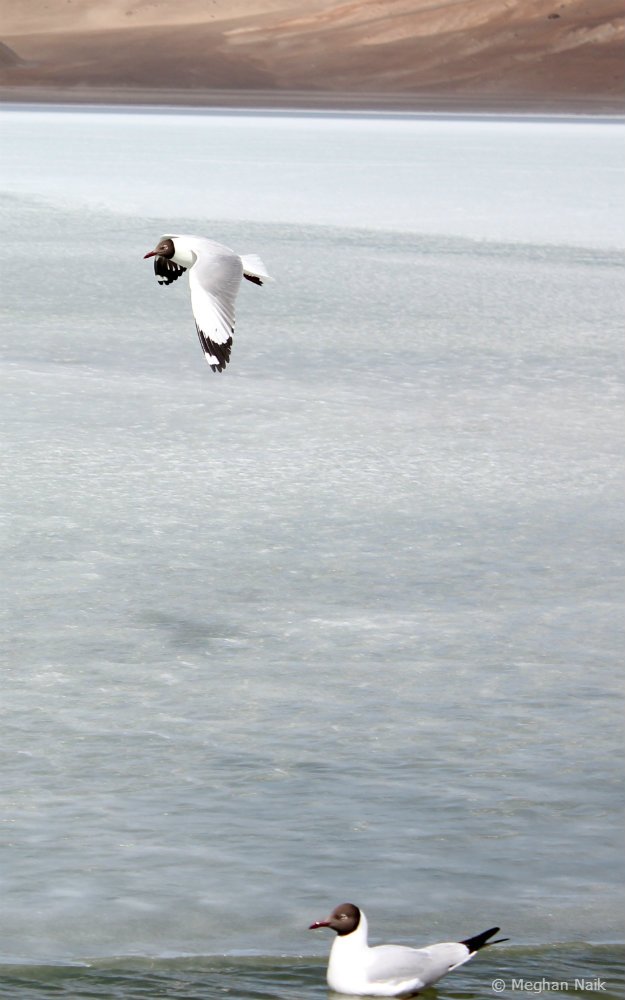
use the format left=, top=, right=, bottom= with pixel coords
left=1, top=106, right=624, bottom=999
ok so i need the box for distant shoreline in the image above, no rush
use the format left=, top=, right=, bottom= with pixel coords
left=1, top=85, right=623, bottom=117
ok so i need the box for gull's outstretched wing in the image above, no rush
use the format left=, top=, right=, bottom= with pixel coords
left=188, top=243, right=243, bottom=373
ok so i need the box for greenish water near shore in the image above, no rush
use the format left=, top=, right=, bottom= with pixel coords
left=1, top=946, right=623, bottom=999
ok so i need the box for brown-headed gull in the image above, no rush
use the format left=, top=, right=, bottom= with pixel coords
left=309, top=903, right=507, bottom=996
left=144, top=234, right=272, bottom=372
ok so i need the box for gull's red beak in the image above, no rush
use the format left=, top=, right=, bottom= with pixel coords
left=143, top=250, right=157, bottom=259
left=309, top=919, right=331, bottom=930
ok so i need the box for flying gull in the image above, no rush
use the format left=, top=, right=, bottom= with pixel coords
left=144, top=234, right=271, bottom=372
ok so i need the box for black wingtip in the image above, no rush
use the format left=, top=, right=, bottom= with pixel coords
left=461, top=927, right=505, bottom=953
left=195, top=323, right=233, bottom=373
left=154, top=256, right=186, bottom=285
left=243, top=273, right=263, bottom=285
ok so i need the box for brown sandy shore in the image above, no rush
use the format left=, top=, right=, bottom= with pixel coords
left=0, top=86, right=623, bottom=117
left=0, top=0, right=623, bottom=116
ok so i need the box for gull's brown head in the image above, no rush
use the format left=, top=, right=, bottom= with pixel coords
left=309, top=903, right=361, bottom=936
left=144, top=237, right=175, bottom=260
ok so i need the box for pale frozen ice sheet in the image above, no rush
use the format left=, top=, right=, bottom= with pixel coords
left=1, top=107, right=624, bottom=246
left=0, top=110, right=623, bottom=962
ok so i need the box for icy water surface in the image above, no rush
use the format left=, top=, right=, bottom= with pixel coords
left=0, top=107, right=624, bottom=997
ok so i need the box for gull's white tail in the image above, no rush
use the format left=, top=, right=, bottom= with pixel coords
left=241, top=253, right=273, bottom=285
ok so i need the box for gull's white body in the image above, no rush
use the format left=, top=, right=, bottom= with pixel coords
left=325, top=910, right=474, bottom=996
left=310, top=905, right=506, bottom=998
left=147, top=233, right=271, bottom=371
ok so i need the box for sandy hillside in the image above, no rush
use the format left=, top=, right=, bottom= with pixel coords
left=0, top=0, right=623, bottom=109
